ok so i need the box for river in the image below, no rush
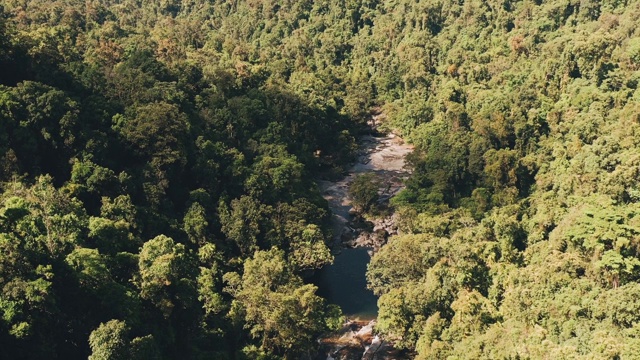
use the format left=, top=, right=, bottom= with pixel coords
left=313, top=130, right=413, bottom=359
left=312, top=246, right=378, bottom=319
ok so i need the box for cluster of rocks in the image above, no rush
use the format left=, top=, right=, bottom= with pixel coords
left=340, top=214, right=400, bottom=251
left=317, top=320, right=400, bottom=360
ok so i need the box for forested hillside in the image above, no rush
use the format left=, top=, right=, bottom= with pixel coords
left=0, top=1, right=357, bottom=358
left=1, top=0, right=640, bottom=359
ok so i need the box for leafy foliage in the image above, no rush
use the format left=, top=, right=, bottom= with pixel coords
left=349, top=173, right=380, bottom=214
left=1, top=0, right=640, bottom=358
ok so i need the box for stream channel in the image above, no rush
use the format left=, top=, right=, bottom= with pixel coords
left=312, top=127, right=413, bottom=359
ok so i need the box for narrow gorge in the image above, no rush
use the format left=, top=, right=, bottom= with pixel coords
left=313, top=117, right=413, bottom=359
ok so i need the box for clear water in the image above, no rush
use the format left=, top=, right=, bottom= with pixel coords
left=312, top=247, right=378, bottom=320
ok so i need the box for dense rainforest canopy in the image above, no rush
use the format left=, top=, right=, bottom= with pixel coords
left=1, top=0, right=640, bottom=359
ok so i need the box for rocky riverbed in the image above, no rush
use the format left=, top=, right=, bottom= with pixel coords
left=314, top=128, right=413, bottom=360
left=317, top=133, right=413, bottom=250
